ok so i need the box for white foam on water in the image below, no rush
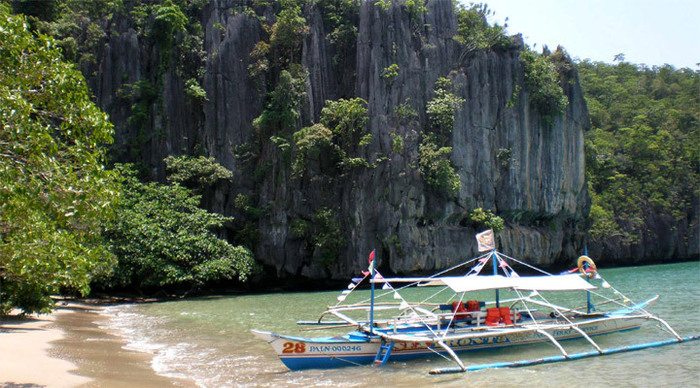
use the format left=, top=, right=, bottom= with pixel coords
left=101, top=304, right=256, bottom=387
left=101, top=305, right=201, bottom=383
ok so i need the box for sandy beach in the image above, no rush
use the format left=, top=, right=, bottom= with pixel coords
left=0, top=302, right=193, bottom=388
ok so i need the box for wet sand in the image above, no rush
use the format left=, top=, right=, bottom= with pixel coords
left=1, top=303, right=194, bottom=387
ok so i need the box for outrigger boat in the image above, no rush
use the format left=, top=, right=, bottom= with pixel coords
left=252, top=230, right=698, bottom=374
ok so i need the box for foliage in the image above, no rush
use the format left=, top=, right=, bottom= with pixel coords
left=103, top=165, right=256, bottom=292
left=468, top=208, right=504, bottom=232
left=320, top=97, right=369, bottom=147
left=13, top=0, right=123, bottom=68
left=393, top=100, right=419, bottom=124
left=496, top=148, right=512, bottom=168
left=232, top=193, right=264, bottom=248
left=359, top=133, right=373, bottom=147
left=253, top=66, right=308, bottom=134
left=311, top=208, right=345, bottom=268
left=403, top=0, right=426, bottom=21
left=418, top=135, right=461, bottom=196
left=248, top=41, right=270, bottom=77
left=293, top=98, right=371, bottom=175
left=375, top=0, right=392, bottom=11
left=0, top=8, right=118, bottom=313
left=185, top=78, right=207, bottom=101
left=426, top=77, right=465, bottom=141
left=453, top=3, right=510, bottom=51
left=269, top=0, right=309, bottom=64
left=164, top=155, right=233, bottom=189
left=270, top=135, right=292, bottom=159
left=381, top=63, right=400, bottom=80
left=578, top=61, right=699, bottom=243
left=520, top=50, right=569, bottom=126
left=418, top=77, right=464, bottom=195
left=390, top=132, right=405, bottom=153
left=316, top=0, right=359, bottom=67
left=152, top=0, right=187, bottom=45
left=292, top=123, right=335, bottom=174
left=289, top=208, right=345, bottom=269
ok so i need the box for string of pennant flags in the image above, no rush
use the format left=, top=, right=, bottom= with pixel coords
left=335, top=250, right=411, bottom=310
left=335, top=244, right=626, bottom=307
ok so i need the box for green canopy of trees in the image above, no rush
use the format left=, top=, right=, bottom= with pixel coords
left=0, top=5, right=119, bottom=313
left=578, top=61, right=699, bottom=242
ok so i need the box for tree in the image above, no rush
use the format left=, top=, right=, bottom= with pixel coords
left=101, top=165, right=256, bottom=293
left=0, top=6, right=119, bottom=314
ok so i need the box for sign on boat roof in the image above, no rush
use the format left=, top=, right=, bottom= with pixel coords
left=373, top=274, right=596, bottom=292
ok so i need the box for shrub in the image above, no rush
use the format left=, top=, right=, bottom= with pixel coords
left=269, top=0, right=309, bottom=63
left=253, top=66, right=307, bottom=134
left=520, top=50, right=568, bottom=126
left=185, top=78, right=207, bottom=101
left=312, top=208, right=344, bottom=268
left=381, top=63, right=400, bottom=80
left=320, top=97, right=369, bottom=147
left=469, top=208, right=504, bottom=232
left=418, top=135, right=461, bottom=196
left=426, top=77, right=465, bottom=139
left=152, top=0, right=188, bottom=45
left=292, top=123, right=335, bottom=174
left=453, top=3, right=511, bottom=51
left=394, top=100, right=419, bottom=124
left=164, top=155, right=233, bottom=188
left=390, top=132, right=405, bottom=153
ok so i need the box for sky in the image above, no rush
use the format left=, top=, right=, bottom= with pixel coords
left=475, top=0, right=700, bottom=69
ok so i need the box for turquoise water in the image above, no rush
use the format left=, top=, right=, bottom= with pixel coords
left=103, top=261, right=700, bottom=387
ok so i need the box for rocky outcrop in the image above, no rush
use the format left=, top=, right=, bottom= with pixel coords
left=84, top=0, right=594, bottom=280
left=589, top=209, right=699, bottom=265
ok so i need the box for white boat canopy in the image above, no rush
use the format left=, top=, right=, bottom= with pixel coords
left=514, top=274, right=597, bottom=291
left=372, top=274, right=596, bottom=292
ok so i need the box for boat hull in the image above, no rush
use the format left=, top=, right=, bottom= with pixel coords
left=253, top=317, right=646, bottom=370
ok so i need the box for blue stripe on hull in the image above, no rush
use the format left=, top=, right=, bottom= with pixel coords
left=281, top=355, right=375, bottom=369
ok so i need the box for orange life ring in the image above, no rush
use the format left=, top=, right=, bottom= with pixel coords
left=577, top=255, right=597, bottom=278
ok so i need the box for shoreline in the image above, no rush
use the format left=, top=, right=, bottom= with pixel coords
left=0, top=302, right=194, bottom=387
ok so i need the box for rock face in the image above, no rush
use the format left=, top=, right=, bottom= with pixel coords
left=84, top=0, right=595, bottom=280
left=589, top=210, right=700, bottom=266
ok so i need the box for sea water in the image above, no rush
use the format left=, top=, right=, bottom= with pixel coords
left=103, top=261, right=700, bottom=387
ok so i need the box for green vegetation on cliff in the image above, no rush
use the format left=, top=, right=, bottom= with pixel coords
left=420, top=77, right=463, bottom=196
left=579, top=61, right=699, bottom=243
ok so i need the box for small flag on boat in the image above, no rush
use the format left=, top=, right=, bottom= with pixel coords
left=347, top=283, right=355, bottom=289
left=382, top=283, right=391, bottom=290
left=399, top=300, right=410, bottom=310
left=393, top=292, right=402, bottom=300
left=341, top=289, right=351, bottom=295
left=362, top=271, right=370, bottom=276
left=476, top=229, right=496, bottom=252
left=337, top=295, right=347, bottom=302
left=367, top=250, right=376, bottom=272
left=602, top=280, right=611, bottom=289
left=352, top=277, right=363, bottom=283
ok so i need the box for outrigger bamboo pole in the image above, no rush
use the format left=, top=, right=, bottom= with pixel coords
left=429, top=336, right=700, bottom=374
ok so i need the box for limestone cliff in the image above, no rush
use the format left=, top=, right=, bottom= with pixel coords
left=81, top=0, right=593, bottom=279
